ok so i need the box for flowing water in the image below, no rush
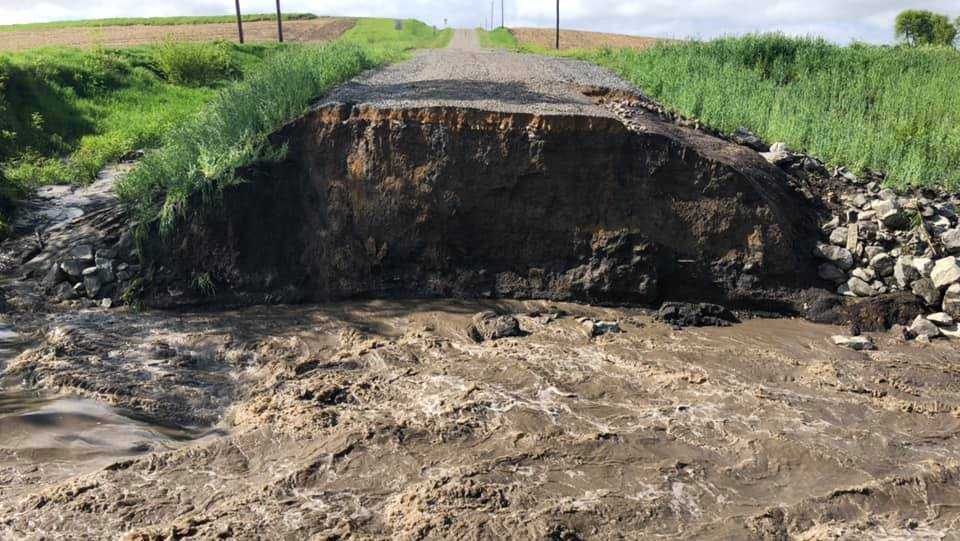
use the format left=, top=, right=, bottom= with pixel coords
left=1, top=300, right=958, bottom=538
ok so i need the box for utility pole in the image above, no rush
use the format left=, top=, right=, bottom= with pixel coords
left=275, top=0, right=284, bottom=42
left=490, top=1, right=494, bottom=31
left=555, top=0, right=560, bottom=49
left=500, top=0, right=504, bottom=28
left=235, top=0, right=245, bottom=44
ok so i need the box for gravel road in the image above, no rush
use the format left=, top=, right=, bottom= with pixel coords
left=326, top=29, right=634, bottom=117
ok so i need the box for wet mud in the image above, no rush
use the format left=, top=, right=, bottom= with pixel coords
left=2, top=300, right=960, bottom=539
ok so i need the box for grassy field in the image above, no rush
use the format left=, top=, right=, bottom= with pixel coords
left=1, top=42, right=287, bottom=189
left=117, top=18, right=449, bottom=235
left=340, top=18, right=451, bottom=50
left=476, top=28, right=519, bottom=49
left=578, top=34, right=960, bottom=189
left=0, top=14, right=317, bottom=32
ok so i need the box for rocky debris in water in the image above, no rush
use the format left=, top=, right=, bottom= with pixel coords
left=803, top=160, right=960, bottom=323
left=656, top=302, right=739, bottom=328
left=468, top=312, right=523, bottom=342
left=909, top=315, right=941, bottom=341
left=831, top=335, right=875, bottom=350
left=806, top=292, right=925, bottom=332
left=578, top=318, right=622, bottom=337
left=40, top=237, right=141, bottom=306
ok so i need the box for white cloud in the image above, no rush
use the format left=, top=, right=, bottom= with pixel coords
left=0, top=0, right=957, bottom=44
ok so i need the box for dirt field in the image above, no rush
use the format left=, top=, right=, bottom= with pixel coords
left=512, top=27, right=666, bottom=51
left=0, top=17, right=355, bottom=52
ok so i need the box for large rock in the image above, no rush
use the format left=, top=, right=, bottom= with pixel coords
left=468, top=312, right=522, bottom=342
left=911, top=278, right=941, bottom=306
left=894, top=256, right=921, bottom=288
left=656, top=302, right=739, bottom=328
left=60, top=259, right=87, bottom=280
left=831, top=335, right=875, bottom=351
left=806, top=292, right=925, bottom=331
left=943, top=284, right=960, bottom=319
left=869, top=253, right=894, bottom=278
left=818, top=263, right=846, bottom=283
left=931, top=257, right=960, bottom=289
left=814, top=243, right=854, bottom=270
left=941, top=228, right=960, bottom=254
left=909, top=315, right=941, bottom=340
left=828, top=227, right=847, bottom=247
left=847, top=276, right=876, bottom=297
left=730, top=127, right=767, bottom=152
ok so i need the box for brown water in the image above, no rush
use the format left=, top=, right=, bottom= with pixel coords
left=1, top=300, right=959, bottom=539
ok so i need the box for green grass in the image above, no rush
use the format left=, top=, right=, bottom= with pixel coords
left=0, top=13, right=317, bottom=32
left=476, top=28, right=519, bottom=50
left=340, top=18, right=452, bottom=51
left=118, top=19, right=447, bottom=236
left=1, top=42, right=287, bottom=188
left=575, top=34, right=960, bottom=189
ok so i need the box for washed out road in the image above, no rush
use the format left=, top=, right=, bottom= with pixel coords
left=0, top=30, right=959, bottom=541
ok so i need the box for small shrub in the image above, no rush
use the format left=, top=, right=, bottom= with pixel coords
left=155, top=41, right=239, bottom=87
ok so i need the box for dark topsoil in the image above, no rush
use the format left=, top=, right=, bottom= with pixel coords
left=142, top=99, right=840, bottom=318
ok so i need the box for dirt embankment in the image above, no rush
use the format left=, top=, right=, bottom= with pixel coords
left=143, top=89, right=823, bottom=312
left=0, top=18, right=355, bottom=52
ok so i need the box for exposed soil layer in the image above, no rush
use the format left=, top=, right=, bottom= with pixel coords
left=149, top=101, right=822, bottom=311
left=2, top=300, right=960, bottom=539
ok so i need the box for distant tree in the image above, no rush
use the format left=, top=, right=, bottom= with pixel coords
left=895, top=10, right=957, bottom=46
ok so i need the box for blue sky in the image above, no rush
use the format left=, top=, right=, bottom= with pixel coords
left=0, top=1, right=957, bottom=44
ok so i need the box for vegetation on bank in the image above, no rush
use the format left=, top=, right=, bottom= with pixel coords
left=476, top=28, right=519, bottom=49
left=0, top=42, right=284, bottom=190
left=117, top=18, right=447, bottom=235
left=0, top=13, right=318, bottom=32
left=577, top=34, right=960, bottom=189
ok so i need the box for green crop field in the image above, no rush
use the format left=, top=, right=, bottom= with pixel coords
left=477, top=28, right=519, bottom=49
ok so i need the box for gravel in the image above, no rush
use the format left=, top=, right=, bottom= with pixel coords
left=324, top=29, right=635, bottom=117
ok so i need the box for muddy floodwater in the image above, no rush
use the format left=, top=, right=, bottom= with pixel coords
left=1, top=299, right=959, bottom=539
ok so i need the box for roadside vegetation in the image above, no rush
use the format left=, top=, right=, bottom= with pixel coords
left=0, top=13, right=318, bottom=32
left=117, top=18, right=450, bottom=235
left=0, top=42, right=283, bottom=189
left=577, top=34, right=960, bottom=189
left=476, top=28, right=519, bottom=49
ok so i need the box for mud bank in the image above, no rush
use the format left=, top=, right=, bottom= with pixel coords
left=146, top=100, right=822, bottom=311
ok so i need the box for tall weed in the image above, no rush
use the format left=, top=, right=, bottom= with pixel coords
left=580, top=34, right=960, bottom=189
